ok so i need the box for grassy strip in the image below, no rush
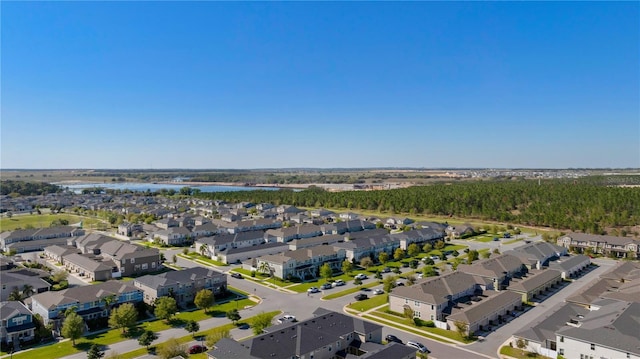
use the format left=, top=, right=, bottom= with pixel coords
left=180, top=253, right=228, bottom=267
left=8, top=299, right=256, bottom=359
left=321, top=282, right=380, bottom=300
left=372, top=308, right=472, bottom=343
left=499, top=346, right=553, bottom=359
left=346, top=294, right=388, bottom=312
left=361, top=314, right=454, bottom=345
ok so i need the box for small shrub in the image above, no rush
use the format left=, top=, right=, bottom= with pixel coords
left=251, top=270, right=256, bottom=277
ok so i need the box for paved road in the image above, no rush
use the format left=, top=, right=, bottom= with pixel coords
left=466, top=258, right=615, bottom=358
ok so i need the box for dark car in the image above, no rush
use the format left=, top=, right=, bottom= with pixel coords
left=354, top=293, right=368, bottom=301
left=230, top=272, right=243, bottom=279
left=320, top=283, right=332, bottom=290
left=386, top=334, right=403, bottom=344
left=189, top=345, right=207, bottom=354
left=381, top=267, right=391, bottom=273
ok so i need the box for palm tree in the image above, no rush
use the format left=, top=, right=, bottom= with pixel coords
left=199, top=244, right=208, bottom=258
left=22, top=284, right=34, bottom=298
left=8, top=287, right=23, bottom=301
left=101, top=294, right=117, bottom=313
left=257, top=262, right=272, bottom=277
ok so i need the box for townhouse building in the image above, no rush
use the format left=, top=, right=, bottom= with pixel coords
left=1, top=226, right=85, bottom=253
left=30, top=281, right=142, bottom=327
left=0, top=270, right=51, bottom=302
left=134, top=267, right=227, bottom=306
left=457, top=254, right=528, bottom=290
left=195, top=230, right=268, bottom=259
left=265, top=224, right=323, bottom=243
left=0, top=301, right=36, bottom=348
left=557, top=233, right=640, bottom=258
left=505, top=242, right=567, bottom=269
left=332, top=234, right=400, bottom=262
left=255, top=246, right=346, bottom=281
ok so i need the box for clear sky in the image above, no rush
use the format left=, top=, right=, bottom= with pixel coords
left=2, top=1, right=639, bottom=169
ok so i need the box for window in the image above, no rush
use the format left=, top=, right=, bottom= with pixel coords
left=559, top=349, right=564, bottom=355
left=560, top=336, right=564, bottom=342
left=590, top=344, right=595, bottom=350
left=152, top=262, right=156, bottom=268
left=414, top=301, right=420, bottom=307
left=130, top=258, right=135, bottom=264
left=141, top=263, right=148, bottom=270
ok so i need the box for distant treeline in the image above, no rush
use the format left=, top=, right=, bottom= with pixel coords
left=1, top=180, right=62, bottom=196
left=195, top=179, right=640, bottom=234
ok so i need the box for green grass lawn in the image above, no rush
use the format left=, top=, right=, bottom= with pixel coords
left=181, top=252, right=228, bottom=267
left=322, top=281, right=380, bottom=300
left=346, top=293, right=388, bottom=312
left=0, top=214, right=106, bottom=231
left=371, top=307, right=473, bottom=343
left=499, top=346, right=553, bottom=359
left=7, top=298, right=256, bottom=359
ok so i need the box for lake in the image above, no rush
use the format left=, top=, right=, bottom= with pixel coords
left=56, top=182, right=284, bottom=193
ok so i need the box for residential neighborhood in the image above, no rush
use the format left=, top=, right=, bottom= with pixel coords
left=0, top=191, right=638, bottom=359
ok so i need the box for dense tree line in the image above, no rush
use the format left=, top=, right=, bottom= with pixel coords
left=195, top=180, right=640, bottom=234
left=0, top=180, right=62, bottom=196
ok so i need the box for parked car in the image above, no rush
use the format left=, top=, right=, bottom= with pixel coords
left=406, top=341, right=429, bottom=353
left=354, top=293, right=368, bottom=301
left=493, top=237, right=500, bottom=241
left=277, top=314, right=297, bottom=324
left=307, top=287, right=320, bottom=293
left=189, top=345, right=207, bottom=354
left=395, top=280, right=405, bottom=286
left=381, top=267, right=391, bottom=273
left=430, top=255, right=439, bottom=260
left=355, top=273, right=368, bottom=280
left=332, top=279, right=345, bottom=287
left=320, top=283, right=332, bottom=290
left=373, top=289, right=384, bottom=295
left=230, top=272, right=243, bottom=279
left=385, top=334, right=402, bottom=344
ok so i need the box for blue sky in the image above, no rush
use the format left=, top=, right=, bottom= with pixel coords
left=2, top=1, right=638, bottom=169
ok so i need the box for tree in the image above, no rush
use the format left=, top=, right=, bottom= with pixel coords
left=516, top=338, right=526, bottom=350
left=8, top=287, right=23, bottom=301
left=52, top=269, right=69, bottom=283
left=251, top=311, right=276, bottom=335
left=422, top=243, right=433, bottom=253
left=258, top=262, right=273, bottom=277
left=406, top=274, right=417, bottom=286
left=435, top=241, right=445, bottom=250
left=422, top=265, right=437, bottom=277
left=481, top=251, right=491, bottom=259
left=393, top=248, right=405, bottom=261
left=407, top=243, right=420, bottom=257
left=101, top=294, right=117, bottom=311
left=354, top=277, right=362, bottom=286
left=378, top=252, right=389, bottom=264
left=383, top=275, right=396, bottom=293
left=61, top=311, right=84, bottom=346
left=194, top=289, right=215, bottom=313
left=87, top=344, right=105, bottom=359
left=184, top=320, right=200, bottom=337
left=138, top=330, right=158, bottom=350
left=403, top=307, right=413, bottom=319
left=108, top=303, right=138, bottom=335
left=493, top=248, right=500, bottom=255
left=319, top=263, right=333, bottom=282
left=226, top=309, right=241, bottom=324
left=454, top=321, right=469, bottom=340
left=341, top=259, right=353, bottom=275
left=157, top=337, right=187, bottom=359
left=154, top=297, right=178, bottom=322
left=199, top=244, right=208, bottom=257
left=467, top=250, right=479, bottom=263
left=172, top=254, right=177, bottom=264
left=22, top=284, right=34, bottom=298
left=360, top=257, right=373, bottom=269
left=206, top=327, right=231, bottom=347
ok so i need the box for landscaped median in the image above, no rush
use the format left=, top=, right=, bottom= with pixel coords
left=499, top=345, right=553, bottom=359
left=322, top=282, right=380, bottom=300
left=5, top=298, right=257, bottom=359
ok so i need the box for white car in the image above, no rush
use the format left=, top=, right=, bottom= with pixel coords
left=373, top=289, right=384, bottom=295
left=406, top=341, right=429, bottom=353
left=332, top=279, right=346, bottom=287
left=277, top=314, right=296, bottom=324
left=355, top=273, right=368, bottom=280
left=307, top=287, right=320, bottom=293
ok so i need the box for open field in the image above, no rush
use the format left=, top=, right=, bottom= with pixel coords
left=0, top=213, right=107, bottom=231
